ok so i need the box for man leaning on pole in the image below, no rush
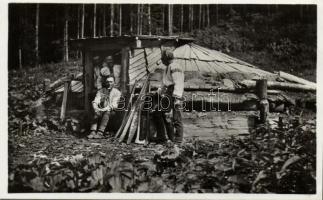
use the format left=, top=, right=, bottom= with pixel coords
left=158, top=49, right=185, bottom=144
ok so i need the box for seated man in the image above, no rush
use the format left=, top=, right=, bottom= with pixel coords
left=88, top=76, right=121, bottom=139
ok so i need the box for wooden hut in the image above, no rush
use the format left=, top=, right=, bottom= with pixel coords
left=64, top=36, right=315, bottom=140
left=71, top=35, right=194, bottom=112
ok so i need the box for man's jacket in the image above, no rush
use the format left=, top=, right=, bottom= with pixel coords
left=92, top=87, right=121, bottom=110
left=162, top=61, right=185, bottom=99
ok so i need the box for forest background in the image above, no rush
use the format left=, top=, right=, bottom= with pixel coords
left=8, top=4, right=317, bottom=82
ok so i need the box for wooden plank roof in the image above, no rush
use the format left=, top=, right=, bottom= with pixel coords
left=55, top=43, right=282, bottom=93
left=172, top=43, right=277, bottom=80
left=70, top=35, right=195, bottom=49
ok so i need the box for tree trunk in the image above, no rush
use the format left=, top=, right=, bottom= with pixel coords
left=137, top=4, right=140, bottom=35
left=199, top=4, right=201, bottom=29
left=206, top=5, right=210, bottom=27
left=119, top=4, right=122, bottom=36
left=19, top=48, right=22, bottom=70
left=180, top=5, right=183, bottom=33
left=168, top=4, right=173, bottom=35
left=192, top=5, right=194, bottom=30
left=188, top=5, right=191, bottom=31
left=35, top=4, right=39, bottom=68
left=148, top=4, right=151, bottom=35
left=216, top=4, right=218, bottom=25
left=140, top=4, right=143, bottom=35
left=76, top=5, right=80, bottom=58
left=81, top=4, right=85, bottom=38
left=203, top=5, right=206, bottom=27
left=162, top=5, right=165, bottom=33
left=190, top=5, right=194, bottom=31
left=93, top=4, right=96, bottom=37
left=77, top=5, right=80, bottom=39
left=63, top=6, right=69, bottom=62
left=130, top=5, right=133, bottom=34
left=102, top=5, right=106, bottom=36
left=110, top=4, right=114, bottom=36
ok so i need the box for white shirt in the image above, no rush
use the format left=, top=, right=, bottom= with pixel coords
left=162, top=61, right=185, bottom=98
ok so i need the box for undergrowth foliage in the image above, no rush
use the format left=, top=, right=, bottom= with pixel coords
left=9, top=117, right=316, bottom=193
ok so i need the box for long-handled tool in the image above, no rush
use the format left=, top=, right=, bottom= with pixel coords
left=118, top=77, right=149, bottom=142
left=134, top=108, right=145, bottom=144
left=114, top=79, right=139, bottom=138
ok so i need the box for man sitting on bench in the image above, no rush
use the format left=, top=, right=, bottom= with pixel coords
left=88, top=76, right=121, bottom=139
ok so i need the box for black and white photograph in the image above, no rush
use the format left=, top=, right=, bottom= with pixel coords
left=2, top=0, right=322, bottom=199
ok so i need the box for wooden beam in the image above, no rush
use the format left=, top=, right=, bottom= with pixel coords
left=278, top=71, right=316, bottom=89
left=121, top=47, right=130, bottom=94
left=256, top=79, right=269, bottom=123
left=43, top=78, right=51, bottom=92
left=60, top=80, right=71, bottom=121
left=240, top=80, right=316, bottom=92
left=84, top=51, right=93, bottom=113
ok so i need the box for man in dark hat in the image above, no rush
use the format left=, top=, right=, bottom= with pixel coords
left=158, top=49, right=185, bottom=144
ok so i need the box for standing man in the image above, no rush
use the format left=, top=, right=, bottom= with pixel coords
left=88, top=76, right=121, bottom=139
left=159, top=49, right=185, bottom=144
left=93, top=55, right=112, bottom=90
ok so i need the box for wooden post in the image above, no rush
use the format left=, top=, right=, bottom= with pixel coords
left=43, top=78, right=51, bottom=92
left=256, top=79, right=269, bottom=123
left=120, top=47, right=129, bottom=95
left=19, top=48, right=22, bottom=70
left=84, top=51, right=93, bottom=113
left=60, top=80, right=71, bottom=121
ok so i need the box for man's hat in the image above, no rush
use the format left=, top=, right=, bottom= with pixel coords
left=161, top=49, right=174, bottom=60
left=106, top=76, right=114, bottom=82
left=100, top=66, right=111, bottom=77
left=93, top=55, right=100, bottom=61
left=105, top=55, right=113, bottom=62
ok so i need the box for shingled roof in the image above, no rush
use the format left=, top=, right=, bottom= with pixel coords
left=129, top=43, right=279, bottom=88
left=55, top=42, right=315, bottom=93
left=173, top=43, right=276, bottom=79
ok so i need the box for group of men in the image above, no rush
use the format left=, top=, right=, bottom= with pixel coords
left=88, top=50, right=184, bottom=144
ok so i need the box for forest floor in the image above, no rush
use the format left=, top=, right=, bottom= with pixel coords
left=8, top=62, right=316, bottom=193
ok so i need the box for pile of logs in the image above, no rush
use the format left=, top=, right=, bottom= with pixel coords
left=240, top=71, right=316, bottom=92
left=115, top=77, right=150, bottom=144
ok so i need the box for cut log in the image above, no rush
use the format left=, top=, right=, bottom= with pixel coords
left=240, top=80, right=316, bottom=92
left=278, top=71, right=316, bottom=89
